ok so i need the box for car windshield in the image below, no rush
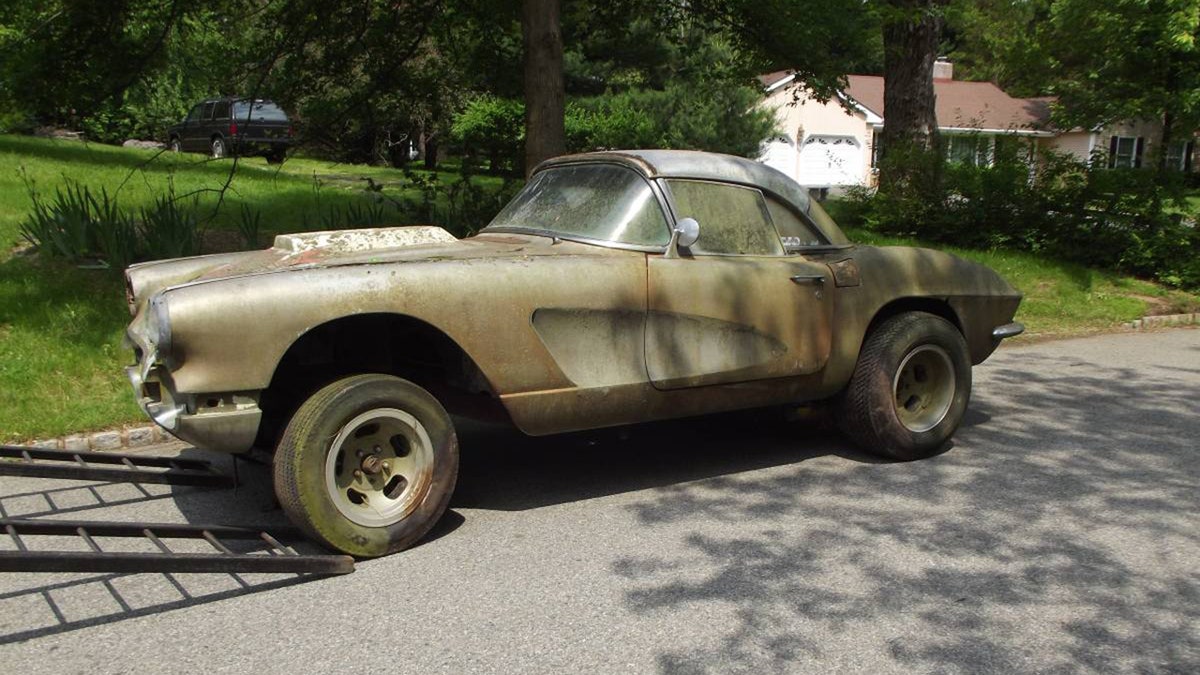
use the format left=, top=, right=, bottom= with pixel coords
left=232, top=100, right=288, bottom=122
left=485, top=164, right=670, bottom=247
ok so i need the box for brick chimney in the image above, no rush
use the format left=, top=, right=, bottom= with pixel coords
left=933, top=57, right=954, bottom=80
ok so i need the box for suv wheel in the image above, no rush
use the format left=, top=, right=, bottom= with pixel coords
left=210, top=136, right=226, bottom=158
left=169, top=137, right=181, bottom=153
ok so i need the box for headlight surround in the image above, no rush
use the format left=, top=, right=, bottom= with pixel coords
left=147, top=293, right=173, bottom=361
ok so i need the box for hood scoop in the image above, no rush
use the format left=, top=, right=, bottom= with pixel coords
left=273, top=225, right=457, bottom=255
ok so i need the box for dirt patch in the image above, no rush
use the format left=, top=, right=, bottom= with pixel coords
left=1126, top=293, right=1199, bottom=316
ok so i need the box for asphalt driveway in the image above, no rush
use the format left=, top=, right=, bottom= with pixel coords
left=1, top=328, right=1197, bottom=673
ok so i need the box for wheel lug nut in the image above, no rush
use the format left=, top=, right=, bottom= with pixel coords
left=353, top=469, right=363, bottom=479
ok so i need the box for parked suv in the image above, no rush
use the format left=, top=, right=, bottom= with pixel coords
left=167, top=97, right=292, bottom=162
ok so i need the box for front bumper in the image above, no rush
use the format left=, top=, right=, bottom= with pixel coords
left=992, top=322, right=1026, bottom=340
left=126, top=365, right=261, bottom=453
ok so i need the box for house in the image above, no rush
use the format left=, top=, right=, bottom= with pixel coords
left=758, top=60, right=1196, bottom=191
left=1051, top=119, right=1195, bottom=172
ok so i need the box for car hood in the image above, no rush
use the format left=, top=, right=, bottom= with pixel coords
left=124, top=226, right=583, bottom=313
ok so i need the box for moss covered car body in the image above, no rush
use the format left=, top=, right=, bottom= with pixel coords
left=125, top=150, right=1022, bottom=555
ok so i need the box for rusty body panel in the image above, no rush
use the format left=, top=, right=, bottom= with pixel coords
left=124, top=150, right=1022, bottom=452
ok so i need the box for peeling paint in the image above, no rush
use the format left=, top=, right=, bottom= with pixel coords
left=274, top=225, right=457, bottom=254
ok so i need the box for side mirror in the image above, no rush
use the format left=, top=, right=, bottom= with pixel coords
left=674, top=217, right=700, bottom=248
left=665, top=217, right=700, bottom=259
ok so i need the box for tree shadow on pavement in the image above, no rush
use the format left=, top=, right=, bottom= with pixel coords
left=610, top=352, right=1200, bottom=673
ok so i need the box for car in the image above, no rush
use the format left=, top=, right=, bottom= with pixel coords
left=166, top=97, right=292, bottom=162
left=123, top=149, right=1023, bottom=557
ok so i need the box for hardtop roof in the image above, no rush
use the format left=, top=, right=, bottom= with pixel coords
left=537, top=149, right=813, bottom=216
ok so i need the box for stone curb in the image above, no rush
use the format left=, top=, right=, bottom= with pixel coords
left=1124, top=312, right=1199, bottom=330
left=21, top=425, right=170, bottom=452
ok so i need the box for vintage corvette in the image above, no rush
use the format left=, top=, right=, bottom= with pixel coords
left=124, top=150, right=1023, bottom=556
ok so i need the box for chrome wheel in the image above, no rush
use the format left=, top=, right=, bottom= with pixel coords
left=892, top=344, right=955, bottom=433
left=324, top=408, right=434, bottom=527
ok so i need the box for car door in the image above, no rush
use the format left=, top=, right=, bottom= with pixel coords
left=190, top=101, right=215, bottom=150
left=178, top=104, right=203, bottom=151
left=645, top=179, right=833, bottom=390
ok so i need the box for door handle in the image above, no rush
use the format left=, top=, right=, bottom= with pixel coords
left=790, top=274, right=825, bottom=286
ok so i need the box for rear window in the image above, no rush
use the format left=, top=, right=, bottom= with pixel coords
left=232, top=101, right=289, bottom=122
left=765, top=197, right=824, bottom=250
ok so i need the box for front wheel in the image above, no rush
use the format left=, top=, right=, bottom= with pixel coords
left=835, top=312, right=971, bottom=461
left=273, top=374, right=459, bottom=557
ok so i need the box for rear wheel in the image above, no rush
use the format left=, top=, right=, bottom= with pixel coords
left=210, top=136, right=226, bottom=158
left=835, top=312, right=971, bottom=460
left=169, top=136, right=181, bottom=153
left=273, top=374, right=459, bottom=557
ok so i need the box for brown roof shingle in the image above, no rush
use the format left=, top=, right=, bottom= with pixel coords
left=841, top=75, right=1049, bottom=131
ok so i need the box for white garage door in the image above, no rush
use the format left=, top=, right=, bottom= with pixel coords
left=797, top=135, right=863, bottom=187
left=757, top=136, right=800, bottom=181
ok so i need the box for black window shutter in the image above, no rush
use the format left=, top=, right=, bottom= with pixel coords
left=1108, top=136, right=1118, bottom=168
left=1134, top=137, right=1145, bottom=168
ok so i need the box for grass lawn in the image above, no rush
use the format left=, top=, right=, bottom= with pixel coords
left=0, top=134, right=503, bottom=252
left=0, top=134, right=505, bottom=442
left=0, top=134, right=1196, bottom=442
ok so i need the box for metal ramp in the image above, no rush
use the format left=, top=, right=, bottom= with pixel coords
left=0, top=445, right=233, bottom=487
left=0, top=519, right=353, bottom=574
left=0, top=444, right=355, bottom=576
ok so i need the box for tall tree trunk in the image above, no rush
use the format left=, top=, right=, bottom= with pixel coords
left=522, top=0, right=565, bottom=178
left=1157, top=58, right=1179, bottom=176
left=878, top=0, right=945, bottom=193
left=424, top=132, right=439, bottom=171
left=1159, top=110, right=1175, bottom=174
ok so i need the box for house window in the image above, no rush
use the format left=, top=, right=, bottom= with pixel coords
left=1108, top=136, right=1142, bottom=168
left=945, top=135, right=991, bottom=166
left=1165, top=141, right=1191, bottom=171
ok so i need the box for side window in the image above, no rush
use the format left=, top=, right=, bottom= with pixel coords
left=765, top=197, right=824, bottom=251
left=201, top=102, right=215, bottom=121
left=185, top=104, right=203, bottom=122
left=667, top=180, right=783, bottom=256
left=212, top=101, right=230, bottom=119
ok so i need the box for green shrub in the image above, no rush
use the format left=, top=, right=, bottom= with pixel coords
left=448, top=84, right=778, bottom=175
left=91, top=195, right=141, bottom=271
left=449, top=96, right=525, bottom=174
left=843, top=145, right=1200, bottom=289
left=20, top=176, right=209, bottom=269
left=139, top=191, right=202, bottom=260
left=236, top=204, right=263, bottom=248
left=20, top=180, right=98, bottom=260
left=398, top=166, right=519, bottom=236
